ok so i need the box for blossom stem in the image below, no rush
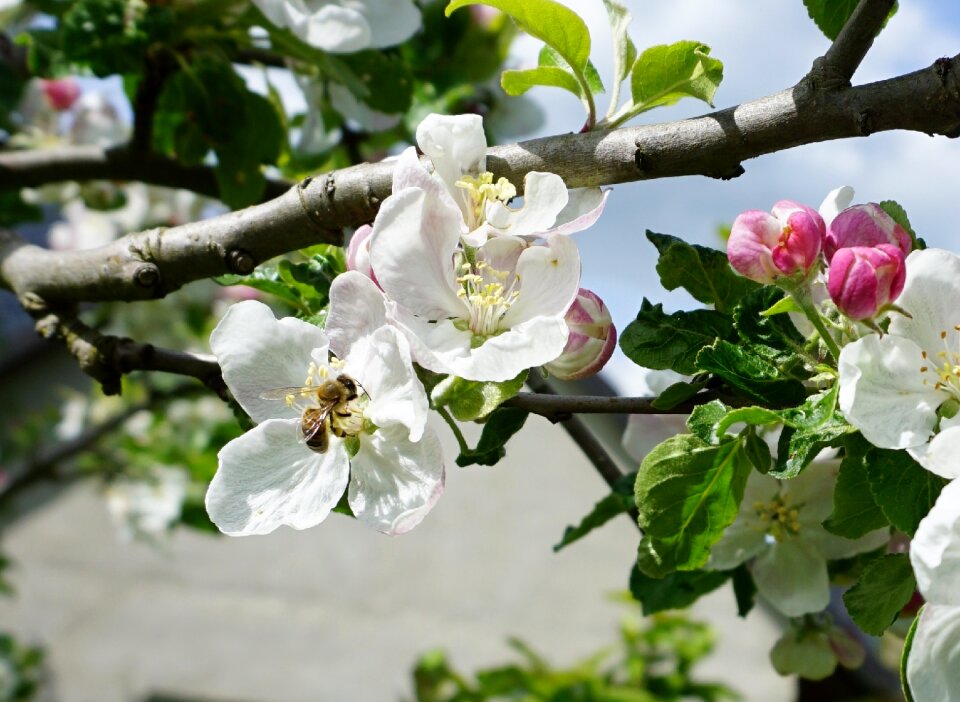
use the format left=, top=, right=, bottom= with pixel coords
left=436, top=406, right=470, bottom=456
left=789, top=290, right=842, bottom=362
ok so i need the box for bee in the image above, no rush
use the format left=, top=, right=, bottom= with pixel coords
left=260, top=374, right=362, bottom=454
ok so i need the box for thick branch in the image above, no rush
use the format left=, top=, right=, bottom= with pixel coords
left=2, top=56, right=960, bottom=304
left=0, top=146, right=291, bottom=202
left=810, top=0, right=897, bottom=88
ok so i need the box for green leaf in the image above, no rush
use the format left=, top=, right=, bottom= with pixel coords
left=555, top=472, right=635, bottom=551
left=456, top=407, right=529, bottom=467
left=635, top=434, right=752, bottom=573
left=843, top=554, right=916, bottom=636
left=734, top=287, right=807, bottom=366
left=619, top=300, right=733, bottom=376
left=501, top=66, right=582, bottom=98
left=743, top=430, right=772, bottom=474
left=880, top=199, right=919, bottom=247
left=901, top=607, right=921, bottom=702
left=696, top=340, right=807, bottom=407
left=803, top=0, right=898, bottom=41
left=213, top=266, right=302, bottom=308
left=686, top=400, right=727, bottom=444
left=629, top=565, right=729, bottom=615
left=772, top=386, right=853, bottom=479
left=651, top=378, right=707, bottom=410
left=603, top=0, right=637, bottom=91
left=714, top=406, right=782, bottom=438
left=824, top=435, right=888, bottom=538
left=432, top=371, right=527, bottom=421
left=538, top=45, right=603, bottom=94
left=337, top=50, right=414, bottom=114
left=647, top=231, right=759, bottom=313
left=732, top=564, right=757, bottom=617
left=447, top=0, right=592, bottom=73
left=630, top=41, right=723, bottom=113
left=0, top=190, right=42, bottom=227
left=866, top=447, right=946, bottom=536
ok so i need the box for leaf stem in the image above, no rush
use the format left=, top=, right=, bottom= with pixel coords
left=436, top=405, right=470, bottom=456
left=790, top=290, right=842, bottom=362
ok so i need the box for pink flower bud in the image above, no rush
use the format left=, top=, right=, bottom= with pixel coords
left=823, top=203, right=912, bottom=262
left=41, top=78, right=81, bottom=111
left=346, top=224, right=378, bottom=286
left=544, top=288, right=616, bottom=380
left=727, top=201, right=824, bottom=284
left=827, top=244, right=906, bottom=320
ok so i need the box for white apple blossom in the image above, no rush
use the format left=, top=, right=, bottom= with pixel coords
left=104, top=466, right=188, bottom=542
left=252, top=0, right=420, bottom=54
left=818, top=185, right=854, bottom=226
left=838, top=249, right=960, bottom=479
left=906, top=478, right=960, bottom=700
left=206, top=300, right=443, bottom=536
left=708, top=460, right=889, bottom=617
left=395, top=113, right=608, bottom=246
left=328, top=183, right=582, bottom=381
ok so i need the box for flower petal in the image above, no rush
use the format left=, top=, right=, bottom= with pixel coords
left=891, top=248, right=960, bottom=356
left=391, top=146, right=464, bottom=221
left=348, top=423, right=445, bottom=535
left=326, top=271, right=389, bottom=358
left=449, top=316, right=570, bottom=381
left=707, top=520, right=767, bottom=570
left=206, top=418, right=350, bottom=536
left=416, top=113, right=487, bottom=191
left=299, top=5, right=370, bottom=53
left=210, top=300, right=327, bottom=423
left=838, top=333, right=945, bottom=450
left=549, top=187, right=610, bottom=236
left=818, top=185, right=854, bottom=225
left=906, top=605, right=960, bottom=702
left=342, top=325, right=429, bottom=442
left=911, top=478, right=960, bottom=605
left=500, top=233, right=581, bottom=328
left=370, top=186, right=466, bottom=320
left=910, top=418, right=960, bottom=480
left=751, top=538, right=830, bottom=617
left=483, top=171, right=569, bottom=238
left=353, top=0, right=421, bottom=49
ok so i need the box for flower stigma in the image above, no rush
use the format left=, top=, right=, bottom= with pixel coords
left=920, top=326, right=960, bottom=402
left=453, top=251, right=520, bottom=339
left=754, top=494, right=802, bottom=543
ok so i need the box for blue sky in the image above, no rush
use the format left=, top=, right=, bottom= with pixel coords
left=512, top=0, right=960, bottom=392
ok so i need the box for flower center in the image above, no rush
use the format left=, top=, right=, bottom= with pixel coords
left=453, top=254, right=520, bottom=338
left=455, top=172, right=517, bottom=228
left=753, top=496, right=802, bottom=542
left=919, top=326, right=960, bottom=402
left=290, top=361, right=368, bottom=439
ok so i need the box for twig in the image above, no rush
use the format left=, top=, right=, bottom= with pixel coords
left=3, top=55, right=960, bottom=306
left=503, top=391, right=725, bottom=419
left=808, top=0, right=898, bottom=89
left=130, top=51, right=175, bottom=153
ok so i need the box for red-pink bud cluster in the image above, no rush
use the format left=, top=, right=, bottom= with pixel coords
left=727, top=201, right=824, bottom=284
left=544, top=288, right=616, bottom=380
left=41, top=78, right=81, bottom=111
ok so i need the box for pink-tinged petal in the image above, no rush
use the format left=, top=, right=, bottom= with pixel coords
left=838, top=334, right=946, bottom=450
left=348, top=423, right=445, bottom=535
left=500, top=234, right=581, bottom=328
left=41, top=78, right=81, bottom=111
left=909, top=419, right=960, bottom=480
left=827, top=244, right=905, bottom=320
left=752, top=538, right=830, bottom=617
left=727, top=210, right=783, bottom=283
left=210, top=300, right=327, bottom=424
left=416, top=114, right=487, bottom=188
left=391, top=147, right=464, bottom=224
left=890, top=249, right=960, bottom=357
left=824, top=203, right=912, bottom=262
left=326, top=271, right=389, bottom=358
left=342, top=325, right=428, bottom=442
left=544, top=287, right=617, bottom=380
left=549, top=187, right=610, bottom=236
left=911, top=478, right=960, bottom=605
left=906, top=605, right=960, bottom=701
left=206, top=419, right=350, bottom=536
left=346, top=224, right=374, bottom=279
left=483, top=171, right=568, bottom=238
left=818, top=186, right=854, bottom=225
left=370, top=186, right=466, bottom=320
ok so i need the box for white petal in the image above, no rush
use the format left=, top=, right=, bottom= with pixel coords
left=210, top=300, right=327, bottom=423
left=906, top=605, right=960, bottom=702
left=818, top=185, right=854, bottom=225
left=549, top=187, right=610, bottom=236
left=838, top=334, right=945, bottom=450
left=206, top=419, right=350, bottom=536
left=891, top=248, right=960, bottom=357
left=328, top=82, right=400, bottom=132
left=500, top=234, right=581, bottom=328
left=252, top=0, right=293, bottom=28
left=348, top=424, right=445, bottom=535
left=751, top=538, right=830, bottom=617
left=370, top=187, right=466, bottom=320
left=416, top=113, right=487, bottom=190
left=343, top=325, right=428, bottom=441
left=484, top=171, right=568, bottom=238
left=910, top=419, right=960, bottom=480
left=447, top=316, right=570, bottom=381
left=299, top=5, right=370, bottom=53
left=911, top=478, right=960, bottom=605
left=707, top=521, right=768, bottom=570
left=353, top=0, right=421, bottom=48
left=326, top=271, right=388, bottom=358
left=391, top=147, right=465, bottom=227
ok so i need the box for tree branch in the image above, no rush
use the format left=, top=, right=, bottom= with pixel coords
left=504, top=390, right=729, bottom=419
left=2, top=55, right=959, bottom=305
left=808, top=0, right=898, bottom=88
left=0, top=146, right=291, bottom=203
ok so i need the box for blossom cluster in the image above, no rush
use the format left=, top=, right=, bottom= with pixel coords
left=206, top=114, right=613, bottom=537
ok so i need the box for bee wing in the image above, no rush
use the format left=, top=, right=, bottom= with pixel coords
left=300, top=403, right=336, bottom=442
left=259, top=386, right=317, bottom=401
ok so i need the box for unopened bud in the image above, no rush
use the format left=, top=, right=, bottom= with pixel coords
left=827, top=244, right=906, bottom=320
left=823, top=203, right=911, bottom=262
left=41, top=78, right=81, bottom=111
left=544, top=288, right=616, bottom=380
left=346, top=224, right=378, bottom=286
left=727, top=201, right=824, bottom=284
